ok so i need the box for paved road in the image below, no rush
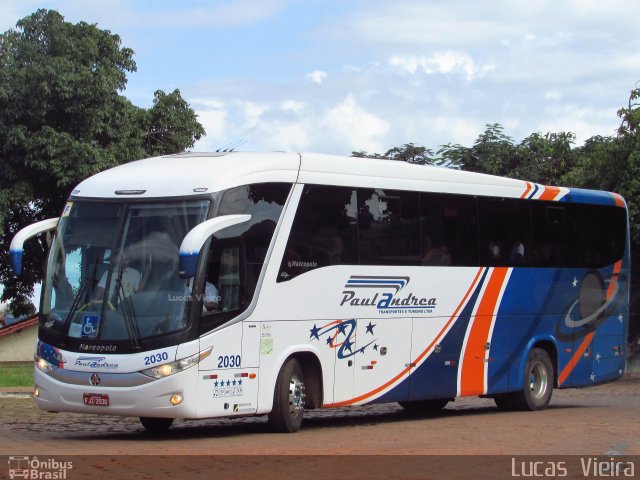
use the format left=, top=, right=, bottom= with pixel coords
left=1, top=375, right=638, bottom=457
left=1, top=376, right=639, bottom=480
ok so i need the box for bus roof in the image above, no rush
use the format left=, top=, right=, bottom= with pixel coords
left=71, top=151, right=622, bottom=206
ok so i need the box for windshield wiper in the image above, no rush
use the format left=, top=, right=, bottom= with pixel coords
left=114, top=257, right=141, bottom=350
left=61, top=256, right=100, bottom=340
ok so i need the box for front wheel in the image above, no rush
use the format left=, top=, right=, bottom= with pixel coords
left=140, top=417, right=173, bottom=433
left=269, top=358, right=306, bottom=433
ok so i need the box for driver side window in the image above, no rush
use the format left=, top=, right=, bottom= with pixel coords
left=198, top=182, right=291, bottom=334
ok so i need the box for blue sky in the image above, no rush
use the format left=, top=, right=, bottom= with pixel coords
left=1, top=0, right=639, bottom=155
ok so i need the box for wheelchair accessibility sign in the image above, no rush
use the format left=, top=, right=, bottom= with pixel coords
left=81, top=314, right=100, bottom=338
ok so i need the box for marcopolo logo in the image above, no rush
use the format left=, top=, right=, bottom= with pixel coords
left=7, top=456, right=73, bottom=479
left=339, top=275, right=437, bottom=314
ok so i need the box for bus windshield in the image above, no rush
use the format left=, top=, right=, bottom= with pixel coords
left=41, top=199, right=210, bottom=345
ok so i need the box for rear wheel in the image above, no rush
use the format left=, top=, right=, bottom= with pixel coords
left=493, top=394, right=516, bottom=411
left=140, top=417, right=173, bottom=433
left=497, top=348, right=554, bottom=411
left=399, top=398, right=450, bottom=412
left=269, top=358, right=306, bottom=433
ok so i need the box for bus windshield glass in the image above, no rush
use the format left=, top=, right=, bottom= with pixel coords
left=41, top=199, right=210, bottom=344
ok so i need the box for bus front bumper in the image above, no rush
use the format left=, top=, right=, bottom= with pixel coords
left=33, top=367, right=199, bottom=419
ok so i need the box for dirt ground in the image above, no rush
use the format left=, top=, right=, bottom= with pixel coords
left=1, top=375, right=639, bottom=479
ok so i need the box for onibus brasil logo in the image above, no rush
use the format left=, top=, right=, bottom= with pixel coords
left=339, top=275, right=437, bottom=314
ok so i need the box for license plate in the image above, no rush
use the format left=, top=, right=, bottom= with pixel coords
left=83, top=393, right=109, bottom=406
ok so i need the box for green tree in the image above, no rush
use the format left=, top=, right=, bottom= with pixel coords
left=353, top=143, right=450, bottom=166
left=514, top=131, right=576, bottom=185
left=0, top=9, right=205, bottom=312
left=439, top=123, right=518, bottom=176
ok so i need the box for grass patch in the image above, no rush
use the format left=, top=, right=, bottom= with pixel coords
left=0, top=362, right=34, bottom=388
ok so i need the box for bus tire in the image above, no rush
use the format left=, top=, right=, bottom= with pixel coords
left=140, top=417, right=173, bottom=433
left=493, top=394, right=516, bottom=411
left=399, top=398, right=450, bottom=412
left=269, top=358, right=306, bottom=433
left=511, top=348, right=554, bottom=411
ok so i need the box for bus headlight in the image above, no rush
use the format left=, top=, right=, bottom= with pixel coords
left=140, top=348, right=212, bottom=379
left=35, top=356, right=58, bottom=374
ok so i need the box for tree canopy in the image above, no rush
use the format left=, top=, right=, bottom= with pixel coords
left=0, top=9, right=205, bottom=311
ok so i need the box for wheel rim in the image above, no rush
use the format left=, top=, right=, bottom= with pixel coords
left=528, top=362, right=548, bottom=400
left=288, top=374, right=306, bottom=416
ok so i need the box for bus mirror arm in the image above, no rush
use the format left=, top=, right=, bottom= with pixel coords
left=178, top=214, right=252, bottom=279
left=10, top=218, right=59, bottom=276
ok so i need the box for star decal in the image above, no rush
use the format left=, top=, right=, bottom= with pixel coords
left=595, top=353, right=601, bottom=362
left=590, top=373, right=596, bottom=383
left=238, top=379, right=243, bottom=386
left=226, top=380, right=231, bottom=387
left=572, top=277, right=578, bottom=287
left=214, top=380, right=219, bottom=387
left=311, top=319, right=377, bottom=359
left=619, top=314, right=624, bottom=323
left=343, top=339, right=353, bottom=352
left=232, top=379, right=237, bottom=386
left=373, top=344, right=379, bottom=351
left=310, top=324, right=321, bottom=340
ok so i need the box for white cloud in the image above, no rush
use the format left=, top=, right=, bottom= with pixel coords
left=320, top=95, right=389, bottom=153
left=193, top=100, right=228, bottom=151
left=280, top=100, right=306, bottom=113
left=307, top=70, right=328, bottom=84
left=537, top=105, right=619, bottom=144
left=191, top=93, right=390, bottom=155
left=389, top=52, right=494, bottom=81
left=239, top=101, right=269, bottom=129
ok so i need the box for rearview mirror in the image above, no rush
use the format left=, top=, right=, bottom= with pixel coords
left=10, top=218, right=59, bottom=276
left=178, top=214, right=251, bottom=278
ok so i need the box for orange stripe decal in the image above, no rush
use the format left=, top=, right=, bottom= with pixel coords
left=521, top=182, right=533, bottom=199
left=558, top=332, right=594, bottom=386
left=324, top=267, right=485, bottom=408
left=612, top=193, right=625, bottom=208
left=538, top=185, right=561, bottom=201
left=558, top=260, right=622, bottom=386
left=606, top=260, right=622, bottom=300
left=459, top=267, right=509, bottom=396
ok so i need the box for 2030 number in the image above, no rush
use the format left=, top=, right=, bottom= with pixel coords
left=218, top=355, right=241, bottom=368
left=144, top=352, right=169, bottom=365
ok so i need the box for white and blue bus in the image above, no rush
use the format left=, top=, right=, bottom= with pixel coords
left=11, top=152, right=630, bottom=432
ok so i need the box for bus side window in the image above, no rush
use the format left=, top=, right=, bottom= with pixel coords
left=531, top=203, right=579, bottom=267
left=358, top=189, right=420, bottom=266
left=278, top=185, right=358, bottom=282
left=421, top=192, right=478, bottom=267
left=478, top=196, right=530, bottom=267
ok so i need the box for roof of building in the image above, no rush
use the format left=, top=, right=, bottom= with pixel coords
left=0, top=316, right=38, bottom=340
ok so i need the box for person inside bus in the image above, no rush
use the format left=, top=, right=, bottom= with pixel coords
left=510, top=240, right=526, bottom=265
left=94, top=252, right=146, bottom=300
left=202, top=281, right=220, bottom=314
left=326, top=235, right=344, bottom=265
left=422, top=235, right=452, bottom=266
left=486, top=239, right=502, bottom=265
